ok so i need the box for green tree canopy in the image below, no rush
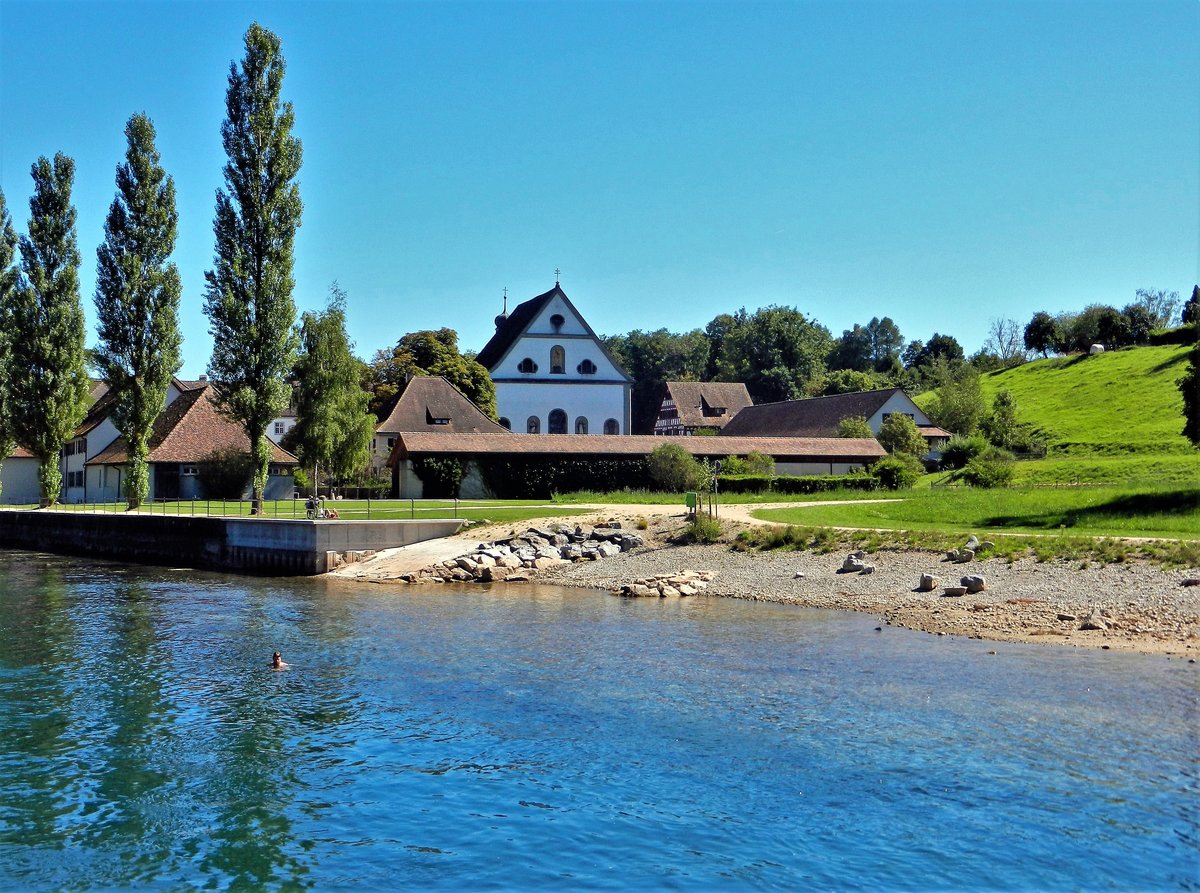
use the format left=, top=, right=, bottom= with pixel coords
left=288, top=284, right=375, bottom=483
left=1182, top=332, right=1199, bottom=447
left=710, top=305, right=832, bottom=403
left=203, top=23, right=303, bottom=511
left=925, top=360, right=984, bottom=435
left=876, top=413, right=926, bottom=457
left=1023, top=311, right=1060, bottom=358
left=829, top=324, right=873, bottom=372
left=366, top=328, right=496, bottom=419
left=94, top=114, right=182, bottom=508
left=1183, top=286, right=1200, bottom=326
left=603, top=327, right=709, bottom=433
left=8, top=154, right=90, bottom=505
left=0, top=190, right=18, bottom=495
left=836, top=415, right=875, bottom=439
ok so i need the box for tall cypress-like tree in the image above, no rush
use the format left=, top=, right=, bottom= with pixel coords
left=203, top=23, right=302, bottom=511
left=0, top=190, right=20, bottom=497
left=94, top=114, right=183, bottom=509
left=9, top=153, right=90, bottom=505
left=288, top=284, right=374, bottom=486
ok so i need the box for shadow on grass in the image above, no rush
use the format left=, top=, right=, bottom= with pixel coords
left=1149, top=351, right=1189, bottom=373
left=982, top=489, right=1200, bottom=532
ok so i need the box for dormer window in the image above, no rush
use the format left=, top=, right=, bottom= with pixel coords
left=550, top=345, right=565, bottom=374
left=550, top=313, right=565, bottom=332
left=518, top=357, right=538, bottom=373
left=577, top=359, right=597, bottom=375
left=426, top=409, right=450, bottom=426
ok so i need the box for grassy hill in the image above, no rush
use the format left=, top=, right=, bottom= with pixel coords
left=923, top=344, right=1198, bottom=484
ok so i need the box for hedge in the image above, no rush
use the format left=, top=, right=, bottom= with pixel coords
left=1148, top=325, right=1197, bottom=346
left=717, top=474, right=878, bottom=494
left=478, top=456, right=653, bottom=499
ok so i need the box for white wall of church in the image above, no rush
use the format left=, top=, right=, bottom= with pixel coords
left=495, top=382, right=629, bottom=434
left=491, top=337, right=624, bottom=381
left=0, top=457, right=41, bottom=504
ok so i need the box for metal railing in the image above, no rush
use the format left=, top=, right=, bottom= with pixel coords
left=53, top=496, right=463, bottom=520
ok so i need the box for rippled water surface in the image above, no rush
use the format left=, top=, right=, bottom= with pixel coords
left=0, top=551, right=1197, bottom=891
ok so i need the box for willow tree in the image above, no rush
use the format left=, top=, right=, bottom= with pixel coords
left=0, top=190, right=19, bottom=497
left=94, top=114, right=183, bottom=509
left=288, top=284, right=374, bottom=488
left=9, top=154, right=90, bottom=506
left=203, top=23, right=302, bottom=512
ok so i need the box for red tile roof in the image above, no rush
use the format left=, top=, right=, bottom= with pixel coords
left=390, top=432, right=885, bottom=465
left=376, top=376, right=507, bottom=435
left=661, top=381, right=754, bottom=430
left=88, top=384, right=298, bottom=466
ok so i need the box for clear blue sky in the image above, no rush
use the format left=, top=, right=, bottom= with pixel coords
left=2, top=0, right=1196, bottom=377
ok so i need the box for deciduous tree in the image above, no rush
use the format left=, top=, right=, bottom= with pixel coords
left=876, top=414, right=926, bottom=457
left=603, top=328, right=709, bottom=433
left=288, top=285, right=375, bottom=485
left=710, top=305, right=832, bottom=403
left=8, top=154, right=90, bottom=505
left=836, top=416, right=875, bottom=439
left=1133, top=287, right=1180, bottom=330
left=925, top=360, right=983, bottom=435
left=1182, top=286, right=1199, bottom=326
left=0, top=191, right=18, bottom=497
left=203, top=23, right=303, bottom=512
left=1023, top=311, right=1060, bottom=358
left=366, top=328, right=496, bottom=419
left=93, top=114, right=182, bottom=508
left=866, top=316, right=903, bottom=370
left=1182, top=330, right=1199, bottom=447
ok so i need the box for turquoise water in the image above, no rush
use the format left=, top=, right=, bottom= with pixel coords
left=0, top=552, right=1196, bottom=891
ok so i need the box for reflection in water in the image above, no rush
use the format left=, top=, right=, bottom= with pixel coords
left=0, top=554, right=1196, bottom=891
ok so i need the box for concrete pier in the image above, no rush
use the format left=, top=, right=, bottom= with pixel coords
left=0, top=510, right=463, bottom=575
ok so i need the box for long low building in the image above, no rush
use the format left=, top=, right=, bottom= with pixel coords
left=389, top=432, right=886, bottom=498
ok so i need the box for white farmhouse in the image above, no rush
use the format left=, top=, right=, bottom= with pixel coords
left=475, top=283, right=632, bottom=435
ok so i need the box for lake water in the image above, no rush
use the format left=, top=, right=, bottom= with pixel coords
left=0, top=551, right=1196, bottom=891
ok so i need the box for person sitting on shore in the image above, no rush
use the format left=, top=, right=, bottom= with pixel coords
left=271, top=651, right=289, bottom=670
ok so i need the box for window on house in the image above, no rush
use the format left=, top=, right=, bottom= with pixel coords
left=426, top=409, right=450, bottom=425
left=577, top=359, right=597, bottom=375
left=499, top=417, right=511, bottom=431
left=548, top=409, right=567, bottom=434
left=181, top=465, right=199, bottom=476
left=527, top=416, right=540, bottom=434
left=604, top=418, right=620, bottom=435
left=550, top=313, right=565, bottom=332
left=518, top=357, right=538, bottom=373
left=387, top=437, right=395, bottom=448
left=575, top=417, right=588, bottom=434
left=274, top=422, right=285, bottom=435
left=550, top=346, right=565, bottom=374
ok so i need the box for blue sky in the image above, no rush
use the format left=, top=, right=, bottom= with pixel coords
left=2, top=0, right=1196, bottom=377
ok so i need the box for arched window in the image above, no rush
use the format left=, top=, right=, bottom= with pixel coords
left=549, top=409, right=567, bottom=434
left=577, top=359, right=597, bottom=375
left=604, top=419, right=620, bottom=435
left=550, top=345, right=565, bottom=374
left=527, top=416, right=540, bottom=434
left=499, top=417, right=511, bottom=431
left=575, top=417, right=588, bottom=434
left=518, top=357, right=538, bottom=374
left=550, top=313, right=565, bottom=332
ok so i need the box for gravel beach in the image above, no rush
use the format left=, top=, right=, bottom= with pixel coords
left=350, top=509, right=1200, bottom=657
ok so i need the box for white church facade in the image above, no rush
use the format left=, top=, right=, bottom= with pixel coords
left=475, top=283, right=632, bottom=435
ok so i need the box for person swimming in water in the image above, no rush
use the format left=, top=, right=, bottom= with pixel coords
left=271, top=651, right=289, bottom=670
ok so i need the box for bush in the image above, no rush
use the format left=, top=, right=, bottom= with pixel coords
left=940, top=433, right=989, bottom=470
left=958, top=446, right=1016, bottom=488
left=871, top=453, right=923, bottom=490
left=197, top=446, right=255, bottom=499
left=648, top=443, right=706, bottom=492
left=681, top=513, right=723, bottom=544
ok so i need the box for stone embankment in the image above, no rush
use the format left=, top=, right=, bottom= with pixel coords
left=386, top=522, right=646, bottom=585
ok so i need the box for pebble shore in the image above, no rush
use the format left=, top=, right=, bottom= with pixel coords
left=355, top=512, right=1200, bottom=656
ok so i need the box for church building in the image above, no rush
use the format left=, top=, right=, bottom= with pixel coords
left=475, top=282, right=632, bottom=435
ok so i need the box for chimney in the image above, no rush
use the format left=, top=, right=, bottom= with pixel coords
left=198, top=374, right=208, bottom=381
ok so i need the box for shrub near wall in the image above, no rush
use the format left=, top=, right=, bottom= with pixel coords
left=478, top=457, right=653, bottom=499
left=718, top=474, right=878, bottom=495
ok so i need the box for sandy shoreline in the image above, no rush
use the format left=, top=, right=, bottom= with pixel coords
left=339, top=510, right=1200, bottom=657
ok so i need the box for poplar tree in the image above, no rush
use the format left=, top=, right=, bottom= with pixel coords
left=94, top=114, right=183, bottom=509
left=204, top=23, right=302, bottom=512
left=0, top=191, right=19, bottom=497
left=288, top=284, right=375, bottom=486
left=9, top=154, right=90, bottom=506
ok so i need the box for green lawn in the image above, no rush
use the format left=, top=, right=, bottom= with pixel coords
left=8, top=498, right=590, bottom=526
left=751, top=484, right=1200, bottom=540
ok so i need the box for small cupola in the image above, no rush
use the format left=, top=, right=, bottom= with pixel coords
left=494, top=290, right=508, bottom=330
